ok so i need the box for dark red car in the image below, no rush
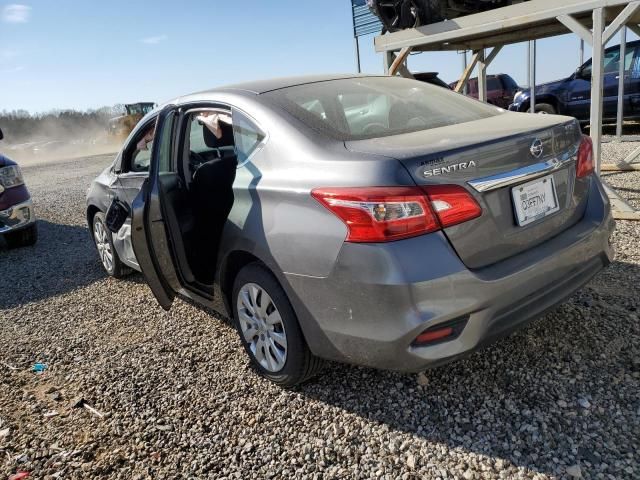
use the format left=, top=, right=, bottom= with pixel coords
left=450, top=74, right=520, bottom=109
left=0, top=128, right=37, bottom=248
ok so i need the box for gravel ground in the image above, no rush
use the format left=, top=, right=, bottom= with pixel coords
left=601, top=141, right=640, bottom=210
left=1, top=153, right=639, bottom=480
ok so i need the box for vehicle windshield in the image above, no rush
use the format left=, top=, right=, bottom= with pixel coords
left=265, top=76, right=503, bottom=141
left=126, top=104, right=154, bottom=115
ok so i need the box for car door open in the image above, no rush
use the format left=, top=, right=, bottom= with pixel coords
left=131, top=104, right=241, bottom=310
left=130, top=106, right=184, bottom=309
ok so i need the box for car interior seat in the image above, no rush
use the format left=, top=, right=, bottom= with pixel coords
left=188, top=121, right=238, bottom=284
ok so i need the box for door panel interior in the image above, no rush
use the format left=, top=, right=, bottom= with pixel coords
left=158, top=172, right=197, bottom=284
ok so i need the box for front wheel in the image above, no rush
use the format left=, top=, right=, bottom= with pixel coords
left=232, top=263, right=324, bottom=386
left=528, top=103, right=556, bottom=115
left=92, top=212, right=129, bottom=278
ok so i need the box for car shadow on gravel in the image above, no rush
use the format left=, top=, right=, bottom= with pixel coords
left=297, top=260, right=639, bottom=478
left=0, top=220, right=108, bottom=310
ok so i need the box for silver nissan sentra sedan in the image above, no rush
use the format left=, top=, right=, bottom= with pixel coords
left=86, top=74, right=614, bottom=386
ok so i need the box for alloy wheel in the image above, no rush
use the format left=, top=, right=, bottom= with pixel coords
left=93, top=219, right=113, bottom=272
left=237, top=282, right=288, bottom=373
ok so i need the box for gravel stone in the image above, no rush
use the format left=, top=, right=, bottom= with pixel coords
left=566, top=464, right=582, bottom=478
left=0, top=153, right=638, bottom=479
left=602, top=141, right=640, bottom=209
left=577, top=398, right=591, bottom=409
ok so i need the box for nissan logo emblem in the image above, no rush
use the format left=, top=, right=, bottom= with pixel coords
left=530, top=139, right=544, bottom=158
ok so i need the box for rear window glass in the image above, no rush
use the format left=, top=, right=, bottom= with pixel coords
left=264, top=77, right=502, bottom=141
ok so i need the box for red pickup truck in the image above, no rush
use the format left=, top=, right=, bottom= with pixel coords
left=450, top=74, right=520, bottom=109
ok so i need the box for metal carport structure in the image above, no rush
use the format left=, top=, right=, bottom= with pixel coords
left=374, top=0, right=640, bottom=220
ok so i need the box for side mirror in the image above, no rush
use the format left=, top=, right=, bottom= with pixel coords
left=105, top=198, right=130, bottom=233
left=0, top=128, right=3, bottom=141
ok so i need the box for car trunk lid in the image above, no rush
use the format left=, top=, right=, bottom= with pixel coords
left=345, top=113, right=587, bottom=269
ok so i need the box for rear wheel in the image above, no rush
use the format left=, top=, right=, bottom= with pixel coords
left=232, top=263, right=324, bottom=386
left=92, top=212, right=129, bottom=278
left=4, top=223, right=38, bottom=248
left=529, top=103, right=556, bottom=115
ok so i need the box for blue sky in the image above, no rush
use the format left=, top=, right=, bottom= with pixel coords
left=0, top=0, right=637, bottom=113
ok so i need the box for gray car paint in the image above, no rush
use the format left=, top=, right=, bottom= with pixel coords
left=87, top=74, right=614, bottom=372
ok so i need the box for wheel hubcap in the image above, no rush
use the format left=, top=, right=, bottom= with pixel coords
left=94, top=220, right=113, bottom=272
left=237, top=283, right=287, bottom=373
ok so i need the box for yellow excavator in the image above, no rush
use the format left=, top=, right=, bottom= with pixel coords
left=107, top=102, right=156, bottom=138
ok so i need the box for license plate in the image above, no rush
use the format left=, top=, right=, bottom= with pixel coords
left=512, top=175, right=559, bottom=226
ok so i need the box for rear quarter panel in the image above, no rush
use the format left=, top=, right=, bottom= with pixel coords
left=212, top=92, right=416, bottom=279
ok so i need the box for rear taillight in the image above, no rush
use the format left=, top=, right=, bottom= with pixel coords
left=576, top=135, right=594, bottom=178
left=311, top=185, right=481, bottom=243
left=311, top=187, right=439, bottom=242
left=421, top=185, right=482, bottom=228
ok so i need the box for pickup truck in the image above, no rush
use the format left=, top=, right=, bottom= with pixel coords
left=450, top=73, right=520, bottom=109
left=509, top=40, right=640, bottom=123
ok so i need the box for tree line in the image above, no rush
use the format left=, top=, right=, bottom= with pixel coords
left=0, top=106, right=125, bottom=144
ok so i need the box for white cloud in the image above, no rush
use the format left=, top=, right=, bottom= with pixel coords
left=140, top=34, right=168, bottom=45
left=2, top=4, right=32, bottom=23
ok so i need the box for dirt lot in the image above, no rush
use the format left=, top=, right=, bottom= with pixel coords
left=0, top=151, right=639, bottom=479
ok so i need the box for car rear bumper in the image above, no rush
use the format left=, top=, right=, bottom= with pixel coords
left=284, top=176, right=614, bottom=372
left=0, top=198, right=36, bottom=234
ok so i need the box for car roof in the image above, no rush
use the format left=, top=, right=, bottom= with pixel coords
left=196, top=74, right=386, bottom=95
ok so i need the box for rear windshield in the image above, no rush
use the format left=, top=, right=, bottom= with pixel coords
left=264, top=76, right=502, bottom=141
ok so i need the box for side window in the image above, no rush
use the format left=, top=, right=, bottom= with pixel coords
left=231, top=110, right=266, bottom=165
left=582, top=46, right=636, bottom=78
left=631, top=47, right=640, bottom=79
left=157, top=111, right=176, bottom=173
left=128, top=120, right=157, bottom=173
left=300, top=99, right=327, bottom=120
left=603, top=47, right=622, bottom=74
left=186, top=110, right=234, bottom=156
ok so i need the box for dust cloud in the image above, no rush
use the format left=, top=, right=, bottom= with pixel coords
left=0, top=108, right=126, bottom=166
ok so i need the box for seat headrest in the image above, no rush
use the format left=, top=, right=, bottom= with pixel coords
left=203, top=121, right=234, bottom=148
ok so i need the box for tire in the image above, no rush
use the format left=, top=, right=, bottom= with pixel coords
left=372, top=0, right=442, bottom=32
left=92, top=212, right=129, bottom=278
left=232, top=262, right=324, bottom=386
left=4, top=223, right=38, bottom=248
left=529, top=103, right=556, bottom=115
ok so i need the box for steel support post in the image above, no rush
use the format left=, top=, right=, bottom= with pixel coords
left=384, top=51, right=394, bottom=75
left=462, top=51, right=468, bottom=95
left=590, top=8, right=605, bottom=175
left=529, top=41, right=536, bottom=113
left=354, top=36, right=361, bottom=73
left=478, top=49, right=487, bottom=103
left=616, top=28, right=627, bottom=139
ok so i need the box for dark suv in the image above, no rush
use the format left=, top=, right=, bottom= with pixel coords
left=0, top=128, right=37, bottom=248
left=450, top=74, right=520, bottom=109
left=509, top=40, right=640, bottom=122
